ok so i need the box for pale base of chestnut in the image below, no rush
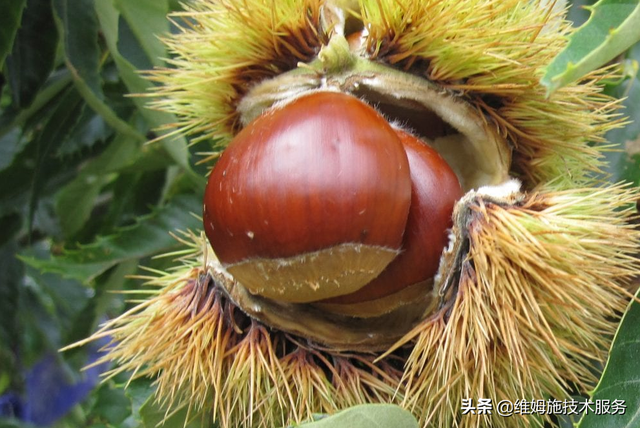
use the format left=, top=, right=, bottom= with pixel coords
left=312, top=279, right=436, bottom=318
left=225, top=243, right=400, bottom=303
left=209, top=254, right=437, bottom=351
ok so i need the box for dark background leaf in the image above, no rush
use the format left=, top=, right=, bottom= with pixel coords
left=22, top=194, right=202, bottom=282
left=602, top=43, right=640, bottom=185
left=52, top=0, right=146, bottom=143
left=0, top=0, right=27, bottom=69
left=5, top=0, right=59, bottom=110
left=52, top=0, right=102, bottom=95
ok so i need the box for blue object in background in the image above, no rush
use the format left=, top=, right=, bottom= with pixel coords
left=0, top=392, right=23, bottom=420
left=0, top=341, right=109, bottom=426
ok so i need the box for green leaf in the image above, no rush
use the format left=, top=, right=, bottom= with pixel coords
left=64, top=259, right=138, bottom=346
left=542, top=0, right=640, bottom=95
left=124, top=378, right=155, bottom=424
left=52, top=0, right=146, bottom=143
left=576, top=288, right=640, bottom=428
left=22, top=193, right=203, bottom=282
left=0, top=128, right=24, bottom=172
left=289, top=405, right=419, bottom=428
left=52, top=0, right=101, bottom=92
left=55, top=133, right=140, bottom=238
left=113, top=0, right=168, bottom=68
left=601, top=43, right=640, bottom=185
left=0, top=241, right=23, bottom=390
left=0, top=420, right=39, bottom=428
left=139, top=394, right=211, bottom=428
left=0, top=69, right=73, bottom=143
left=5, top=0, right=59, bottom=109
left=95, top=0, right=203, bottom=187
left=0, top=372, right=10, bottom=396
left=0, top=0, right=26, bottom=69
left=19, top=243, right=91, bottom=362
left=0, top=126, right=87, bottom=226
left=92, top=381, right=132, bottom=425
left=27, top=86, right=85, bottom=235
left=0, top=73, right=81, bottom=220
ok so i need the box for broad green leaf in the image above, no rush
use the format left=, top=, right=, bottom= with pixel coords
left=55, top=133, right=140, bottom=238
left=0, top=69, right=73, bottom=142
left=22, top=194, right=203, bottom=282
left=0, top=420, right=39, bottom=428
left=0, top=128, right=24, bottom=172
left=576, top=288, right=640, bottom=428
left=0, top=143, right=58, bottom=220
left=0, top=0, right=26, bottom=69
left=27, top=87, right=85, bottom=234
left=56, top=103, right=114, bottom=157
left=542, top=0, right=640, bottom=95
left=556, top=395, right=590, bottom=428
left=168, top=0, right=183, bottom=12
left=52, top=0, right=146, bottom=143
left=0, top=72, right=75, bottom=215
left=0, top=243, right=22, bottom=345
left=52, top=0, right=101, bottom=94
left=63, top=259, right=137, bottom=347
left=288, top=404, right=419, bottom=428
left=95, top=0, right=203, bottom=187
left=124, top=378, right=155, bottom=425
left=114, top=16, right=153, bottom=71
left=602, top=43, right=640, bottom=185
left=0, top=126, right=86, bottom=224
left=117, top=142, right=177, bottom=175
left=80, top=169, right=165, bottom=241
left=5, top=0, right=59, bottom=109
left=92, top=382, right=132, bottom=425
left=18, top=244, right=91, bottom=364
left=0, top=372, right=9, bottom=396
left=139, top=394, right=211, bottom=428
left=113, top=0, right=169, bottom=68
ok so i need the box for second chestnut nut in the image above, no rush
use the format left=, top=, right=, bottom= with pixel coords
left=203, top=91, right=462, bottom=309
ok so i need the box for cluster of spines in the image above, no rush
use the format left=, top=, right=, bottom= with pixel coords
left=395, top=183, right=640, bottom=428
left=145, top=0, right=327, bottom=145
left=358, top=0, right=622, bottom=187
left=147, top=0, right=622, bottom=188
left=73, top=180, right=640, bottom=428
left=73, top=231, right=404, bottom=428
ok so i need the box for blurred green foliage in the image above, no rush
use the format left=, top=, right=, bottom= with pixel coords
left=0, top=0, right=204, bottom=426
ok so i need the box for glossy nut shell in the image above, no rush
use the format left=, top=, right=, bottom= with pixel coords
left=319, top=129, right=463, bottom=314
left=204, top=91, right=412, bottom=303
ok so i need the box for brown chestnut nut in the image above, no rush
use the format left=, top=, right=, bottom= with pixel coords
left=203, top=91, right=412, bottom=303
left=320, top=129, right=463, bottom=313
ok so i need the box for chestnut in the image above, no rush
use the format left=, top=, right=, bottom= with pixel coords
left=320, top=129, right=463, bottom=310
left=203, top=91, right=413, bottom=303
